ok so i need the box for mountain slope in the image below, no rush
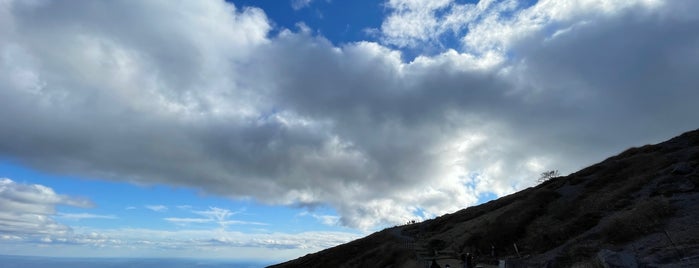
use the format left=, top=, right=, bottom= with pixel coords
left=270, top=129, right=699, bottom=268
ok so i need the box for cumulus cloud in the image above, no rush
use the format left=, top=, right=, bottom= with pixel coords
left=0, top=178, right=91, bottom=239
left=1, top=0, right=699, bottom=231
left=379, top=0, right=453, bottom=47
left=379, top=0, right=666, bottom=53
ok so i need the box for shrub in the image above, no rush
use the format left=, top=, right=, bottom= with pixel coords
left=539, top=170, right=560, bottom=183
left=428, top=239, right=448, bottom=251
left=600, top=197, right=674, bottom=244
left=554, top=244, right=599, bottom=267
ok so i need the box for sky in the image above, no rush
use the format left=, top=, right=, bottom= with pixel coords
left=1, top=0, right=699, bottom=262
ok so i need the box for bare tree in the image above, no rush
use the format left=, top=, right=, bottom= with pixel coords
left=538, top=170, right=559, bottom=183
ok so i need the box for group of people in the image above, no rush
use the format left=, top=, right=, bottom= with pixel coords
left=429, top=253, right=474, bottom=268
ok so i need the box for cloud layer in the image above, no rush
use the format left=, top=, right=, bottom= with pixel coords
left=0, top=178, right=90, bottom=240
left=1, top=0, right=699, bottom=230
left=0, top=178, right=357, bottom=260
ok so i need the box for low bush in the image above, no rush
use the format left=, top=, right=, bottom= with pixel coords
left=554, top=244, right=599, bottom=267
left=600, top=197, right=674, bottom=244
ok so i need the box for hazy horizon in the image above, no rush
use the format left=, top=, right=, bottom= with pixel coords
left=0, top=255, right=272, bottom=268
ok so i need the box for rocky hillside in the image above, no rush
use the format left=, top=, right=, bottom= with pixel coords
left=270, top=129, right=699, bottom=268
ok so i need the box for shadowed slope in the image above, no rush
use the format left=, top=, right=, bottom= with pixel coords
left=270, top=128, right=699, bottom=268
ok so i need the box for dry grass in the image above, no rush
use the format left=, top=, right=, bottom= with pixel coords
left=600, top=197, right=674, bottom=244
left=570, top=258, right=604, bottom=268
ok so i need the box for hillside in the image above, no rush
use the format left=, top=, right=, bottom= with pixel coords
left=270, top=129, right=699, bottom=268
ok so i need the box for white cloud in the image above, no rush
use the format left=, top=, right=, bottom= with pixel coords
left=460, top=0, right=665, bottom=55
left=57, top=213, right=118, bottom=221
left=165, top=207, right=267, bottom=227
left=194, top=207, right=238, bottom=221
left=379, top=0, right=665, bottom=53
left=299, top=211, right=341, bottom=226
left=0, top=178, right=91, bottom=239
left=0, top=179, right=322, bottom=259
left=1, top=0, right=699, bottom=232
left=164, top=217, right=213, bottom=224
left=176, top=205, right=192, bottom=210
left=291, top=0, right=313, bottom=10
left=0, top=226, right=359, bottom=260
left=220, top=220, right=269, bottom=226
left=145, top=205, right=168, bottom=212
left=380, top=0, right=454, bottom=47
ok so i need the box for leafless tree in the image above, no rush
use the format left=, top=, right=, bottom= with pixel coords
left=538, top=170, right=559, bottom=182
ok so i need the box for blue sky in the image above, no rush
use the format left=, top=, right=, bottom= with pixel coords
left=1, top=161, right=359, bottom=260
left=232, top=0, right=385, bottom=44
left=2, top=0, right=699, bottom=263
left=0, top=162, right=341, bottom=233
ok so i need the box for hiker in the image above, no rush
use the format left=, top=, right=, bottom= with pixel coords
left=462, top=253, right=474, bottom=268
left=430, top=259, right=441, bottom=268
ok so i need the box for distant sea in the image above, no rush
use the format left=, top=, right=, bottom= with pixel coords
left=0, top=255, right=273, bottom=268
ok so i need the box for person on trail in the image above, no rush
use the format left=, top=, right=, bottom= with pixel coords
left=430, top=259, right=441, bottom=268
left=462, top=253, right=474, bottom=268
